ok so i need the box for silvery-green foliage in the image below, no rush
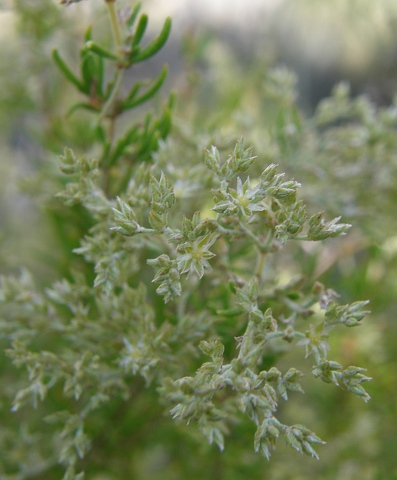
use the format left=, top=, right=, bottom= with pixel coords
left=0, top=1, right=371, bottom=479
left=0, top=136, right=371, bottom=478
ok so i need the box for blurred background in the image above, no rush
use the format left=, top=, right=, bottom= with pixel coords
left=1, top=0, right=397, bottom=479
left=141, top=0, right=397, bottom=107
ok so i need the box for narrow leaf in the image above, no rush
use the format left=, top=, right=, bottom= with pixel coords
left=130, top=17, right=172, bottom=63
left=85, top=41, right=118, bottom=60
left=52, top=49, right=85, bottom=92
left=121, top=65, right=168, bottom=110
left=132, top=14, right=148, bottom=47
left=127, top=3, right=141, bottom=28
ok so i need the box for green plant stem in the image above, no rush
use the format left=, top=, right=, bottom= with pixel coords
left=100, top=0, right=125, bottom=124
left=100, top=71, right=124, bottom=195
left=100, top=0, right=127, bottom=196
left=238, top=220, right=262, bottom=247
left=255, top=250, right=267, bottom=280
left=105, top=0, right=123, bottom=49
left=100, top=68, right=124, bottom=124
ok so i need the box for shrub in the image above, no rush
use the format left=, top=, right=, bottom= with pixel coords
left=0, top=1, right=372, bottom=479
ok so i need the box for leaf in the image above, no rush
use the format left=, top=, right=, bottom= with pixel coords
left=132, top=14, right=148, bottom=47
left=121, top=65, right=168, bottom=110
left=84, top=41, right=118, bottom=60
left=126, top=3, right=142, bottom=28
left=130, top=17, right=172, bottom=63
left=52, top=49, right=85, bottom=92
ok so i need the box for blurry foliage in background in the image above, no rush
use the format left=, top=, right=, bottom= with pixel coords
left=0, top=1, right=396, bottom=480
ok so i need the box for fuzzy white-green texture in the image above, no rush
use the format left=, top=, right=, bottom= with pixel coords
left=0, top=1, right=375, bottom=480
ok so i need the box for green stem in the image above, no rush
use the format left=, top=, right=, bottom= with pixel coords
left=105, top=0, right=123, bottom=49
left=238, top=221, right=262, bottom=247
left=255, top=232, right=275, bottom=279
left=99, top=68, right=124, bottom=123
left=100, top=68, right=124, bottom=195
left=255, top=250, right=267, bottom=279
left=100, top=0, right=125, bottom=166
